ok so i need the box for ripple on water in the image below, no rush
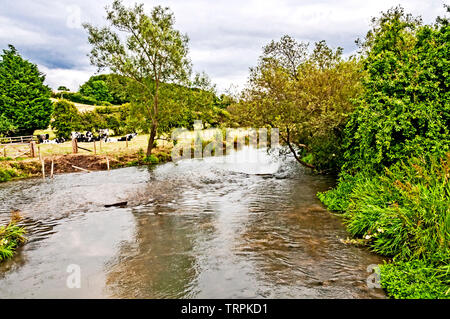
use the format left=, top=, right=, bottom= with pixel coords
left=0, top=147, right=385, bottom=298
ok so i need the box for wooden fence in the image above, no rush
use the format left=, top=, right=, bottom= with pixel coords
left=0, top=135, right=37, bottom=144
left=0, top=134, right=40, bottom=159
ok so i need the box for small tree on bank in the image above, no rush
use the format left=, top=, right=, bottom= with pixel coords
left=83, top=0, right=191, bottom=156
left=0, top=45, right=53, bottom=136
left=52, top=100, right=82, bottom=139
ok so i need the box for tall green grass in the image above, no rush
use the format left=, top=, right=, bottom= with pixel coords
left=0, top=218, right=26, bottom=262
left=319, top=154, right=450, bottom=298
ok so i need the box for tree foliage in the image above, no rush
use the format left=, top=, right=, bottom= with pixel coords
left=0, top=45, right=53, bottom=136
left=79, top=74, right=131, bottom=105
left=343, top=6, right=450, bottom=173
left=51, top=100, right=82, bottom=139
left=229, top=37, right=363, bottom=172
left=84, top=0, right=191, bottom=155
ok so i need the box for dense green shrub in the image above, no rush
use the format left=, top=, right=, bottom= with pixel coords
left=342, top=7, right=449, bottom=173
left=51, top=100, right=82, bottom=139
left=319, top=7, right=450, bottom=299
left=143, top=155, right=159, bottom=164
left=321, top=154, right=450, bottom=298
left=79, top=74, right=130, bottom=105
left=0, top=45, right=53, bottom=136
left=380, top=259, right=449, bottom=299
left=317, top=172, right=363, bottom=211
left=80, top=79, right=113, bottom=103
left=0, top=167, right=19, bottom=182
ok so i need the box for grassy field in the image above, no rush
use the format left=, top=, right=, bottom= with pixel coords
left=9, top=131, right=173, bottom=158
left=36, top=134, right=173, bottom=157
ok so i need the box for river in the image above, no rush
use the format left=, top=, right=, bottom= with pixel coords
left=0, top=147, right=385, bottom=298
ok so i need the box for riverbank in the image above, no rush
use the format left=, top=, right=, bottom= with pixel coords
left=318, top=153, right=450, bottom=299
left=0, top=146, right=173, bottom=183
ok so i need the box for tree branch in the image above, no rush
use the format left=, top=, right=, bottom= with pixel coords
left=282, top=127, right=315, bottom=169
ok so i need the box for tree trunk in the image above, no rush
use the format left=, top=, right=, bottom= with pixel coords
left=283, top=128, right=316, bottom=170
left=147, top=77, right=159, bottom=157
left=146, top=122, right=157, bottom=156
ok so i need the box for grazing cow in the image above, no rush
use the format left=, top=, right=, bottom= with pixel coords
left=118, top=133, right=138, bottom=142
left=36, top=134, right=50, bottom=144
left=98, top=129, right=110, bottom=142
left=85, top=131, right=94, bottom=142
left=55, top=137, right=65, bottom=144
left=71, top=131, right=81, bottom=140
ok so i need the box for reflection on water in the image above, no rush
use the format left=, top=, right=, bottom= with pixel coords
left=0, top=147, right=385, bottom=298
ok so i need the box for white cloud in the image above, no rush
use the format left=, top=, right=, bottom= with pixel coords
left=1, top=0, right=448, bottom=93
left=39, top=65, right=95, bottom=92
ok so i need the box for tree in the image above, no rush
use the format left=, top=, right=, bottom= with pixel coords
left=0, top=45, right=53, bottom=136
left=79, top=78, right=113, bottom=103
left=229, top=36, right=362, bottom=172
left=0, top=114, right=17, bottom=137
left=343, top=6, right=450, bottom=173
left=79, top=74, right=131, bottom=104
left=83, top=0, right=191, bottom=156
left=58, top=86, right=70, bottom=91
left=51, top=100, right=82, bottom=139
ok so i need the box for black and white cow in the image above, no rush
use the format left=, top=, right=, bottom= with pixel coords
left=36, top=134, right=50, bottom=143
left=118, top=133, right=138, bottom=142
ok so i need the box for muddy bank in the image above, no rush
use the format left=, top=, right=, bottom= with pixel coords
left=0, top=147, right=173, bottom=182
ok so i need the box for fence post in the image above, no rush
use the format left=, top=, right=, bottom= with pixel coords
left=72, top=139, right=78, bottom=154
left=50, top=158, right=54, bottom=178
left=41, top=159, right=45, bottom=180
left=30, top=141, right=36, bottom=158
left=94, top=141, right=97, bottom=155
left=2, top=146, right=6, bottom=158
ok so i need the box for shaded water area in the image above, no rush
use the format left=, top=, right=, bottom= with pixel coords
left=0, top=147, right=385, bottom=298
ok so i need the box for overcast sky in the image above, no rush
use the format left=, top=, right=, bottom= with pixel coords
left=1, top=0, right=448, bottom=93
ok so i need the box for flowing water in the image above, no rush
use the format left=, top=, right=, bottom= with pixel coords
left=0, top=147, right=385, bottom=298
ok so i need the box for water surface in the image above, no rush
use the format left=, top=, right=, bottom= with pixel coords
left=0, top=148, right=385, bottom=298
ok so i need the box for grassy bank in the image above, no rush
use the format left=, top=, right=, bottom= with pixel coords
left=0, top=134, right=173, bottom=183
left=0, top=211, right=26, bottom=262
left=318, top=154, right=450, bottom=298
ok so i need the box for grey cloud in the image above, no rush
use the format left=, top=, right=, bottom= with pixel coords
left=0, top=0, right=447, bottom=92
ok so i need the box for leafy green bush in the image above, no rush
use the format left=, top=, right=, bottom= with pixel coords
left=0, top=221, right=26, bottom=262
left=380, top=259, right=449, bottom=299
left=80, top=79, right=113, bottom=103
left=321, top=154, right=450, bottom=298
left=51, top=100, right=82, bottom=139
left=317, top=172, right=362, bottom=211
left=143, top=155, right=159, bottom=164
left=342, top=7, right=449, bottom=173
left=79, top=74, right=130, bottom=105
left=0, top=167, right=19, bottom=182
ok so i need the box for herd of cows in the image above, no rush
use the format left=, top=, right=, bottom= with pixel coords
left=37, top=130, right=138, bottom=144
